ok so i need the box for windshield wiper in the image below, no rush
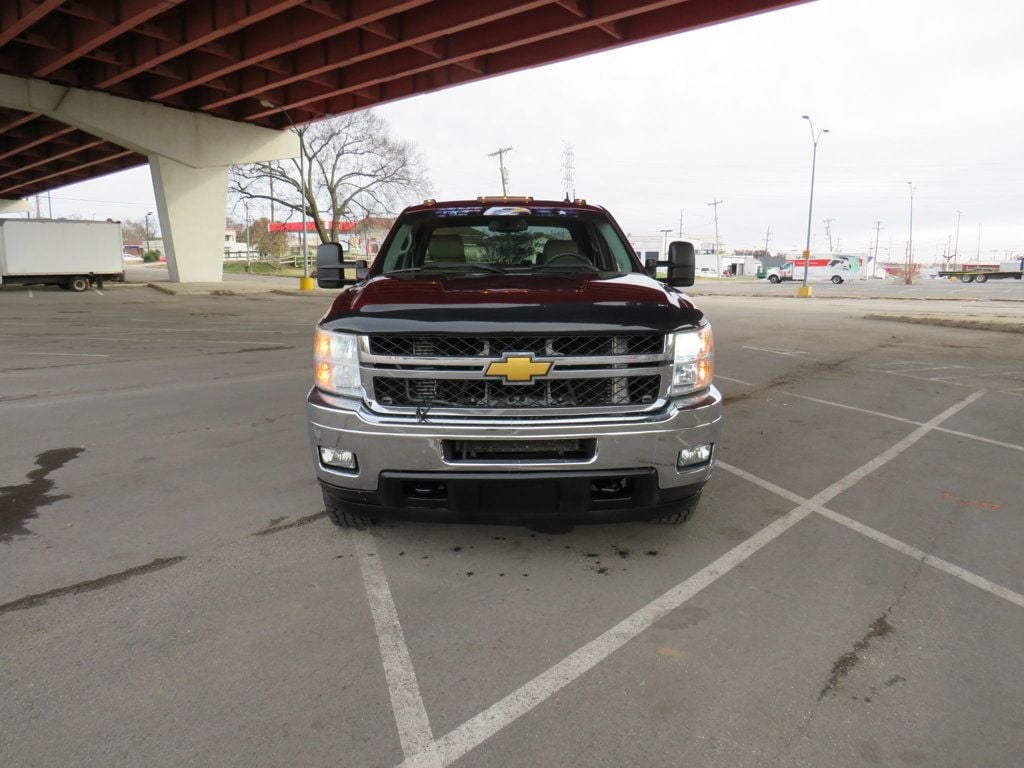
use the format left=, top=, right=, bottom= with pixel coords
left=530, top=263, right=602, bottom=273
left=389, top=262, right=506, bottom=275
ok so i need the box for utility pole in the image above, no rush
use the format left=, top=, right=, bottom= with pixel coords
left=489, top=146, right=513, bottom=195
left=872, top=221, right=883, bottom=278
left=269, top=171, right=275, bottom=224
left=244, top=200, right=252, bottom=273
left=952, top=209, right=962, bottom=268
left=823, top=218, right=835, bottom=253
left=659, top=228, right=672, bottom=258
left=707, top=198, right=723, bottom=276
left=976, top=223, right=982, bottom=264
left=678, top=209, right=684, bottom=238
left=560, top=143, right=575, bottom=201
left=763, top=226, right=772, bottom=259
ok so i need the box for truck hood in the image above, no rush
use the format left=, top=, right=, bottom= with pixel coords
left=320, top=272, right=703, bottom=335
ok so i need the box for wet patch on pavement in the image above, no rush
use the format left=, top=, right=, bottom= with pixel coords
left=0, top=447, right=84, bottom=544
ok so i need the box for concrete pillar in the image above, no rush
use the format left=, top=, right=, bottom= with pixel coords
left=0, top=74, right=298, bottom=282
left=150, top=156, right=228, bottom=282
left=0, top=198, right=31, bottom=214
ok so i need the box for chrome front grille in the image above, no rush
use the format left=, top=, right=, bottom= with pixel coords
left=362, top=334, right=670, bottom=415
left=368, top=335, right=664, bottom=358
left=373, top=375, right=661, bottom=409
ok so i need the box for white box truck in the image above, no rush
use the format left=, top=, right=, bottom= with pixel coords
left=0, top=219, right=124, bottom=291
left=765, top=255, right=867, bottom=284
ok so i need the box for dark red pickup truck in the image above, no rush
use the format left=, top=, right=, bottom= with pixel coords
left=306, top=197, right=721, bottom=527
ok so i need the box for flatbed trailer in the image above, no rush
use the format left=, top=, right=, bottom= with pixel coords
left=939, top=264, right=1023, bottom=283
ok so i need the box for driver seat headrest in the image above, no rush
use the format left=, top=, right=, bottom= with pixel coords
left=539, top=239, right=581, bottom=264
left=427, top=233, right=466, bottom=262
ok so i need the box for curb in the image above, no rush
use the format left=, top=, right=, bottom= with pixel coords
left=865, top=314, right=1024, bottom=335
left=270, top=289, right=329, bottom=298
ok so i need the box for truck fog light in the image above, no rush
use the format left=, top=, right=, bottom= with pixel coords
left=677, top=444, right=712, bottom=469
left=319, top=447, right=358, bottom=471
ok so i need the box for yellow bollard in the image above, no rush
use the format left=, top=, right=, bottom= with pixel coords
left=299, top=276, right=316, bottom=291
left=795, top=284, right=813, bottom=298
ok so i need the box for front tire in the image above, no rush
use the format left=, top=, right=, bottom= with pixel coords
left=68, top=276, right=89, bottom=292
left=323, top=489, right=376, bottom=529
left=651, top=492, right=701, bottom=525
left=767, top=274, right=781, bottom=284
left=831, top=275, right=843, bottom=284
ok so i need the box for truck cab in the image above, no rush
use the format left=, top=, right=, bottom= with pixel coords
left=306, top=198, right=721, bottom=527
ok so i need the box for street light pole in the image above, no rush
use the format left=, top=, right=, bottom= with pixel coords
left=659, top=228, right=672, bottom=260
left=952, top=209, right=962, bottom=269
left=145, top=210, right=152, bottom=254
left=906, top=182, right=915, bottom=283
left=800, top=115, right=829, bottom=296
left=259, top=98, right=311, bottom=289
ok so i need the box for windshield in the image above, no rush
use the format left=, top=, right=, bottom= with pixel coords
left=374, top=209, right=640, bottom=275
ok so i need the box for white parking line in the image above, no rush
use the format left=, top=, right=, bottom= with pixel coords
left=743, top=345, right=818, bottom=359
left=92, top=287, right=104, bottom=296
left=717, top=378, right=1024, bottom=453
left=715, top=374, right=753, bottom=386
left=881, top=365, right=968, bottom=374
left=18, top=351, right=110, bottom=358
left=354, top=531, right=442, bottom=768
left=27, top=289, right=33, bottom=298
left=390, top=388, right=984, bottom=768
left=815, top=507, right=1024, bottom=609
left=719, top=459, right=1024, bottom=611
left=401, top=503, right=818, bottom=768
left=777, top=391, right=1024, bottom=453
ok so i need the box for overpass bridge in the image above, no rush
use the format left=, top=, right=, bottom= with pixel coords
left=0, top=0, right=808, bottom=281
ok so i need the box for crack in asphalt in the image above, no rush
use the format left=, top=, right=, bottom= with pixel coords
left=0, top=556, right=187, bottom=617
left=818, top=614, right=895, bottom=700
left=252, top=511, right=327, bottom=536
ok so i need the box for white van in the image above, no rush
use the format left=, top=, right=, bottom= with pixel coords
left=766, top=256, right=864, bottom=284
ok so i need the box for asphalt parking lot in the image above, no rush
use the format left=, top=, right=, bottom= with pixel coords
left=2, top=284, right=1022, bottom=768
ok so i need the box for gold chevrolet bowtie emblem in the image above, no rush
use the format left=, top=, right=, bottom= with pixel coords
left=484, top=355, right=553, bottom=384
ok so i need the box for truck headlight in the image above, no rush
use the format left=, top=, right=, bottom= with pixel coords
left=671, top=324, right=714, bottom=396
left=314, top=328, right=361, bottom=398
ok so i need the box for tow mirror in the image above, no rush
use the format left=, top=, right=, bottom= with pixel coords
left=667, top=241, right=696, bottom=287
left=316, top=243, right=368, bottom=288
left=648, top=241, right=696, bottom=287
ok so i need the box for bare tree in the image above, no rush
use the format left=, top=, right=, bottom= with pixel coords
left=229, top=111, right=430, bottom=244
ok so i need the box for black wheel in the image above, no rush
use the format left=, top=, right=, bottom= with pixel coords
left=767, top=274, right=781, bottom=284
left=962, top=275, right=975, bottom=283
left=831, top=275, right=843, bottom=284
left=651, top=492, right=701, bottom=525
left=974, top=273, right=988, bottom=283
left=68, top=276, right=89, bottom=292
left=323, top=489, right=376, bottom=529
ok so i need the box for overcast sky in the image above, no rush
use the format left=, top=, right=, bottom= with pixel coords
left=20, top=0, right=1024, bottom=261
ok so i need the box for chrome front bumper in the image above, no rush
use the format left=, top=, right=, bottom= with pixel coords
left=306, top=386, right=722, bottom=493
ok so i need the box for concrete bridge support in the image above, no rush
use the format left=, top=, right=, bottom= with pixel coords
left=0, top=74, right=297, bottom=282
